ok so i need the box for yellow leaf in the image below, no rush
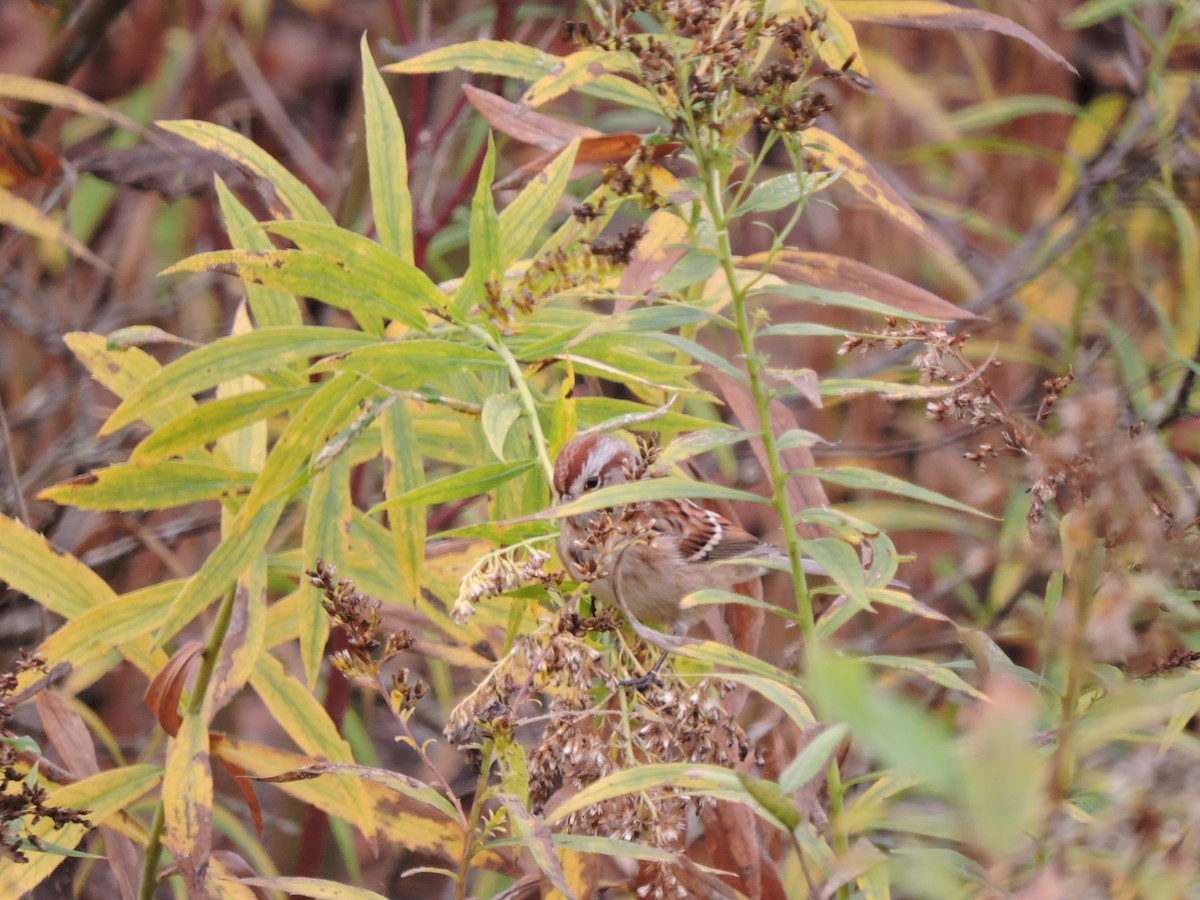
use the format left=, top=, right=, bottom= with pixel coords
left=163, top=716, right=213, bottom=894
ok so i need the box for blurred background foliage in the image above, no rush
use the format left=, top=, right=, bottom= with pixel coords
left=0, top=0, right=1198, bottom=897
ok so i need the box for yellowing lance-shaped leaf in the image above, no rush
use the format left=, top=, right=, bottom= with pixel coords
left=216, top=177, right=302, bottom=328
left=0, top=186, right=107, bottom=268
left=268, top=220, right=447, bottom=321
left=65, top=333, right=199, bottom=434
left=384, top=39, right=560, bottom=80
left=806, top=127, right=950, bottom=255
left=455, top=138, right=580, bottom=314
left=236, top=877, right=389, bottom=900
left=766, top=0, right=868, bottom=77
left=0, top=514, right=118, bottom=619
left=249, top=654, right=375, bottom=841
left=207, top=560, right=266, bottom=718
left=549, top=476, right=766, bottom=520
left=521, top=48, right=636, bottom=108
left=548, top=763, right=777, bottom=826
left=157, top=119, right=332, bottom=223
left=133, top=386, right=311, bottom=463
left=380, top=400, right=425, bottom=604
left=101, top=327, right=375, bottom=435
left=835, top=1, right=1076, bottom=73
left=253, top=761, right=459, bottom=822
left=164, top=249, right=386, bottom=334
left=315, top=339, right=504, bottom=385
left=32, top=580, right=182, bottom=683
left=215, top=736, right=464, bottom=857
left=498, top=793, right=576, bottom=899
left=469, top=134, right=501, bottom=306
left=299, top=454, right=350, bottom=686
left=163, top=716, right=213, bottom=895
left=362, top=36, right=414, bottom=263
left=241, top=373, right=376, bottom=522
left=802, top=466, right=996, bottom=519
left=368, top=459, right=535, bottom=515
left=39, top=461, right=255, bottom=511
left=216, top=302, right=270, bottom=472
left=0, top=765, right=161, bottom=897
left=156, top=499, right=286, bottom=644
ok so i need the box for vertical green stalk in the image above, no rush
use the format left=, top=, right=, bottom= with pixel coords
left=701, top=158, right=816, bottom=657
left=137, top=586, right=239, bottom=900
left=465, top=322, right=555, bottom=486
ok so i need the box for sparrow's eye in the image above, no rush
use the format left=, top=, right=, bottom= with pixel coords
left=584, top=476, right=599, bottom=490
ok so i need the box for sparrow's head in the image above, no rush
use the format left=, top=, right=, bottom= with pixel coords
left=553, top=434, right=636, bottom=503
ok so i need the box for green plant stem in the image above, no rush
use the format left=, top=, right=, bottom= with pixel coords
left=455, top=741, right=496, bottom=900
left=826, top=757, right=851, bottom=899
left=701, top=153, right=816, bottom=656
left=137, top=587, right=239, bottom=899
left=136, top=801, right=166, bottom=900
left=466, top=323, right=555, bottom=485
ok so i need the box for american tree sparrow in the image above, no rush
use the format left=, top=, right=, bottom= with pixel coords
left=553, top=433, right=786, bottom=633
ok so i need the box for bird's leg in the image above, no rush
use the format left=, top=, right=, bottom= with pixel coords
left=620, top=649, right=669, bottom=692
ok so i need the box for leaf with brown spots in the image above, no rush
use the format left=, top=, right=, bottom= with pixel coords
left=806, top=127, right=952, bottom=255
left=836, top=0, right=1077, bottom=74
left=744, top=249, right=985, bottom=322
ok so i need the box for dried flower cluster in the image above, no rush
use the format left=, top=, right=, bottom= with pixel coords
left=306, top=559, right=426, bottom=712
left=0, top=651, right=91, bottom=863
left=452, top=545, right=554, bottom=625
left=565, top=0, right=833, bottom=140
left=842, top=319, right=1088, bottom=483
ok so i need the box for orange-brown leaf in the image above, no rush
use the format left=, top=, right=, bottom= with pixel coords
left=144, top=641, right=203, bottom=737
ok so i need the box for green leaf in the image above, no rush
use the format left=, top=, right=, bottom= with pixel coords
left=456, top=138, right=581, bottom=315
left=808, top=648, right=959, bottom=796
left=361, top=37, right=414, bottom=263
left=481, top=394, right=523, bottom=462
left=798, top=537, right=869, bottom=609
left=132, top=386, right=312, bottom=463
left=267, top=221, right=447, bottom=322
left=38, top=461, right=255, bottom=511
left=469, top=133, right=501, bottom=308
left=780, top=724, right=850, bottom=792
left=157, top=119, right=332, bottom=224
left=739, top=170, right=840, bottom=215
left=164, top=246, right=409, bottom=333
left=657, top=249, right=720, bottom=294
left=369, top=459, right=536, bottom=515
left=548, top=476, right=767, bottom=520
left=100, top=327, right=376, bottom=436
left=521, top=48, right=636, bottom=107
left=215, top=177, right=302, bottom=328
left=241, top=373, right=377, bottom=522
left=706, top=672, right=815, bottom=726
left=380, top=400, right=425, bottom=604
left=762, top=282, right=955, bottom=322
left=800, top=466, right=996, bottom=519
left=299, top=453, right=350, bottom=687
left=249, top=654, right=375, bottom=841
left=862, top=655, right=985, bottom=699
left=312, top=338, right=504, bottom=383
